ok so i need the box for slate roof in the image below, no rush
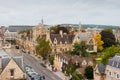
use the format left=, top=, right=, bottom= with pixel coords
left=7, top=25, right=35, bottom=32
left=0, top=49, right=9, bottom=57
left=97, top=63, right=106, bottom=74
left=1, top=56, right=23, bottom=70
left=78, top=32, right=91, bottom=41
left=56, top=53, right=93, bottom=64
left=50, top=34, right=75, bottom=44
left=107, top=55, right=120, bottom=68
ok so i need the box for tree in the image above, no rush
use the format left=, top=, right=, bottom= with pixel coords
left=72, top=71, right=83, bottom=80
left=84, top=66, right=93, bottom=79
left=49, top=55, right=54, bottom=65
left=100, top=30, right=116, bottom=48
left=101, top=45, right=120, bottom=64
left=35, top=38, right=51, bottom=60
left=18, top=30, right=30, bottom=34
left=94, top=33, right=104, bottom=51
left=49, top=25, right=69, bottom=34
left=71, top=41, right=88, bottom=57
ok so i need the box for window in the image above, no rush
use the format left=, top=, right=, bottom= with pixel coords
left=10, top=69, right=14, bottom=76
left=117, top=74, right=119, bottom=79
left=109, top=71, right=112, bottom=76
left=88, top=39, right=94, bottom=51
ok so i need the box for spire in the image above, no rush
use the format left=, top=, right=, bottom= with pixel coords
left=41, top=17, right=44, bottom=25
left=78, top=22, right=82, bottom=32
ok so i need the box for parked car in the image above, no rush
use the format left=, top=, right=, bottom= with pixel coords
left=32, top=75, right=41, bottom=80
left=40, top=63, right=46, bottom=68
left=28, top=72, right=38, bottom=78
left=25, top=66, right=32, bottom=73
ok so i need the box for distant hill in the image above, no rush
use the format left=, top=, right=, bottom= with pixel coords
left=59, top=24, right=120, bottom=29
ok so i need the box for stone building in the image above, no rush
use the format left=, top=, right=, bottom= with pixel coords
left=54, top=53, right=93, bottom=73
left=0, top=56, right=25, bottom=80
left=105, top=55, right=120, bottom=80
left=94, top=63, right=106, bottom=80
left=4, top=25, right=34, bottom=41
left=94, top=55, right=120, bottom=80
left=114, top=28, right=120, bottom=42
left=73, top=23, right=98, bottom=52
left=46, top=30, right=75, bottom=53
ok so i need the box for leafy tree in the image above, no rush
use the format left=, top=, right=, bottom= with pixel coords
left=101, top=45, right=120, bottom=64
left=94, top=33, right=104, bottom=51
left=84, top=66, right=93, bottom=79
left=71, top=41, right=88, bottom=57
left=49, top=25, right=69, bottom=34
left=72, top=71, right=83, bottom=80
left=35, top=38, right=51, bottom=60
left=49, top=55, right=54, bottom=65
left=18, top=30, right=30, bottom=34
left=100, top=30, right=116, bottom=48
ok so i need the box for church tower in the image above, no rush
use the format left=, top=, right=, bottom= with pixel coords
left=78, top=22, right=82, bottom=32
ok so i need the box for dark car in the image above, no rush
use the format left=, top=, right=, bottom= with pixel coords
left=40, top=63, right=46, bottom=68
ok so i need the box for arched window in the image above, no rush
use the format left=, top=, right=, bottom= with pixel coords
left=88, top=39, right=94, bottom=51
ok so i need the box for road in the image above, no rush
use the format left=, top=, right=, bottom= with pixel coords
left=11, top=46, right=62, bottom=80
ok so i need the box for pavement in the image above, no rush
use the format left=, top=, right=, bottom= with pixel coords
left=53, top=71, right=70, bottom=80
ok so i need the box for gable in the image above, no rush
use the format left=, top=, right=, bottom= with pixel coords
left=1, top=58, right=24, bottom=76
left=5, top=29, right=10, bottom=33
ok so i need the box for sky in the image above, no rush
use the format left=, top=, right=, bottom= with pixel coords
left=0, top=0, right=120, bottom=26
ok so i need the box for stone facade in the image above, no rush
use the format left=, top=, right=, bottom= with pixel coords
left=73, top=23, right=98, bottom=53
left=114, top=28, right=120, bottom=42
left=46, top=30, right=75, bottom=53
left=54, top=53, right=93, bottom=73
left=94, top=63, right=106, bottom=80
left=105, top=55, right=120, bottom=80
left=0, top=57, right=25, bottom=80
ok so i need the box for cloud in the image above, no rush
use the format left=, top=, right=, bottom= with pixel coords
left=0, top=0, right=120, bottom=26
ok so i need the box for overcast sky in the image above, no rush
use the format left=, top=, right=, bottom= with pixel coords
left=0, top=0, right=120, bottom=26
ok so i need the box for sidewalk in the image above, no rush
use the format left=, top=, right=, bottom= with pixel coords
left=53, top=71, right=70, bottom=80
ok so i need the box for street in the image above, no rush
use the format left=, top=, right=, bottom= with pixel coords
left=11, top=46, right=62, bottom=80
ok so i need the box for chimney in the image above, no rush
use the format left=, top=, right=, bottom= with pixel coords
left=59, top=30, right=63, bottom=37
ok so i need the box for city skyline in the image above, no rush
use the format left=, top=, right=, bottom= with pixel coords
left=0, top=0, right=120, bottom=26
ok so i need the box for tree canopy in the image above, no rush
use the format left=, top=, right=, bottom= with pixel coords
left=66, top=41, right=88, bottom=57
left=101, top=45, right=120, bottom=64
left=100, top=30, right=116, bottom=48
left=35, top=38, right=51, bottom=59
left=84, top=66, right=93, bottom=79
left=50, top=25, right=69, bottom=34
left=94, top=33, right=104, bottom=51
left=18, top=30, right=30, bottom=34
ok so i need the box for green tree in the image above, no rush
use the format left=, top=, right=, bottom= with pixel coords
left=72, top=71, right=83, bottom=80
left=18, top=30, right=30, bottom=34
left=84, top=66, right=93, bottom=79
left=49, top=55, right=54, bottom=65
left=71, top=41, right=88, bottom=57
left=101, top=45, right=120, bottom=64
left=100, top=30, right=116, bottom=48
left=49, top=25, right=69, bottom=34
left=35, top=38, right=51, bottom=60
